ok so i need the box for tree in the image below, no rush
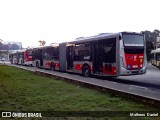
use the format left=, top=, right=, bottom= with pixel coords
left=141, top=30, right=154, bottom=61
left=146, top=41, right=154, bottom=61
left=153, top=29, right=160, bottom=35
left=141, top=30, right=152, bottom=41
left=141, top=29, right=160, bottom=61
left=38, top=40, right=46, bottom=46
left=0, top=39, right=3, bottom=43
left=153, top=29, right=160, bottom=43
left=0, top=39, right=3, bottom=50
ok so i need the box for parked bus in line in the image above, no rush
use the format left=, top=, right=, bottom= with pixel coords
left=151, top=48, right=160, bottom=68
left=9, top=49, right=33, bottom=66
left=58, top=32, right=147, bottom=77
left=32, top=44, right=59, bottom=70
left=17, top=50, right=25, bottom=65
left=9, top=52, right=18, bottom=64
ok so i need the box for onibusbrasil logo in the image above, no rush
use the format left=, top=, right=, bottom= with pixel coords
left=1, top=112, right=42, bottom=118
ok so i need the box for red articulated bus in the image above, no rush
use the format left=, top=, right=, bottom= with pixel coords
left=9, top=49, right=33, bottom=66
left=58, top=32, right=147, bottom=77
left=32, top=44, right=59, bottom=70
left=20, top=32, right=147, bottom=77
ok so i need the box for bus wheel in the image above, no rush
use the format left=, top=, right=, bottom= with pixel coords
left=36, top=62, right=39, bottom=68
left=82, top=65, right=91, bottom=77
left=51, top=63, right=55, bottom=71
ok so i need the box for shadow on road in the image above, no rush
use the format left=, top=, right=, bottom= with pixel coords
left=94, top=75, right=160, bottom=90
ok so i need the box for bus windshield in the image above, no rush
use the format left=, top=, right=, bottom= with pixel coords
left=123, top=34, right=144, bottom=46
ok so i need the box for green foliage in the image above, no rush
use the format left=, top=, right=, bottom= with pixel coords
left=141, top=29, right=160, bottom=61
left=0, top=65, right=160, bottom=119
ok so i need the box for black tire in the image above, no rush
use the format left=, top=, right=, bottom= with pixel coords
left=36, top=62, right=39, bottom=68
left=50, top=63, right=55, bottom=71
left=82, top=65, right=91, bottom=77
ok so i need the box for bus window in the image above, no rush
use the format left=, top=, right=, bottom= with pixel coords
left=103, top=38, right=116, bottom=63
left=43, top=48, right=51, bottom=59
left=74, top=43, right=91, bottom=61
left=43, top=52, right=49, bottom=59
left=52, top=47, right=59, bottom=60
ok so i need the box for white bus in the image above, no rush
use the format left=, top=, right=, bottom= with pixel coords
left=151, top=48, right=160, bottom=67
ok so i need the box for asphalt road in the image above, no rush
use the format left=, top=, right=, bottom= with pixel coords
left=115, top=64, right=160, bottom=91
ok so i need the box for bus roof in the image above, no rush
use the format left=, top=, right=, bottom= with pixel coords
left=17, top=49, right=26, bottom=53
left=33, top=44, right=59, bottom=50
left=62, top=32, right=142, bottom=44
left=66, top=33, right=119, bottom=44
left=9, top=51, right=18, bottom=54
left=9, top=49, right=26, bottom=54
left=151, top=48, right=160, bottom=53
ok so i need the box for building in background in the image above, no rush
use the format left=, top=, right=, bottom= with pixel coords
left=0, top=41, right=22, bottom=50
left=4, top=41, right=22, bottom=50
left=0, top=40, right=22, bottom=61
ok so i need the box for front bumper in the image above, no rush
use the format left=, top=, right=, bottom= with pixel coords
left=120, top=65, right=147, bottom=76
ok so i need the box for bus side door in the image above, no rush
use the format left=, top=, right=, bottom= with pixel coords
left=67, top=45, right=74, bottom=70
left=93, top=41, right=103, bottom=74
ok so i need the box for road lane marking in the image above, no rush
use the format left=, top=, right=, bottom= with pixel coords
left=129, top=85, right=149, bottom=90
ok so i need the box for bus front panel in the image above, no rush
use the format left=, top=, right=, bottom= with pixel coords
left=120, top=33, right=147, bottom=75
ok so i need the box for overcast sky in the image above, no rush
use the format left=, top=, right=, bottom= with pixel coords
left=0, top=0, right=159, bottom=48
